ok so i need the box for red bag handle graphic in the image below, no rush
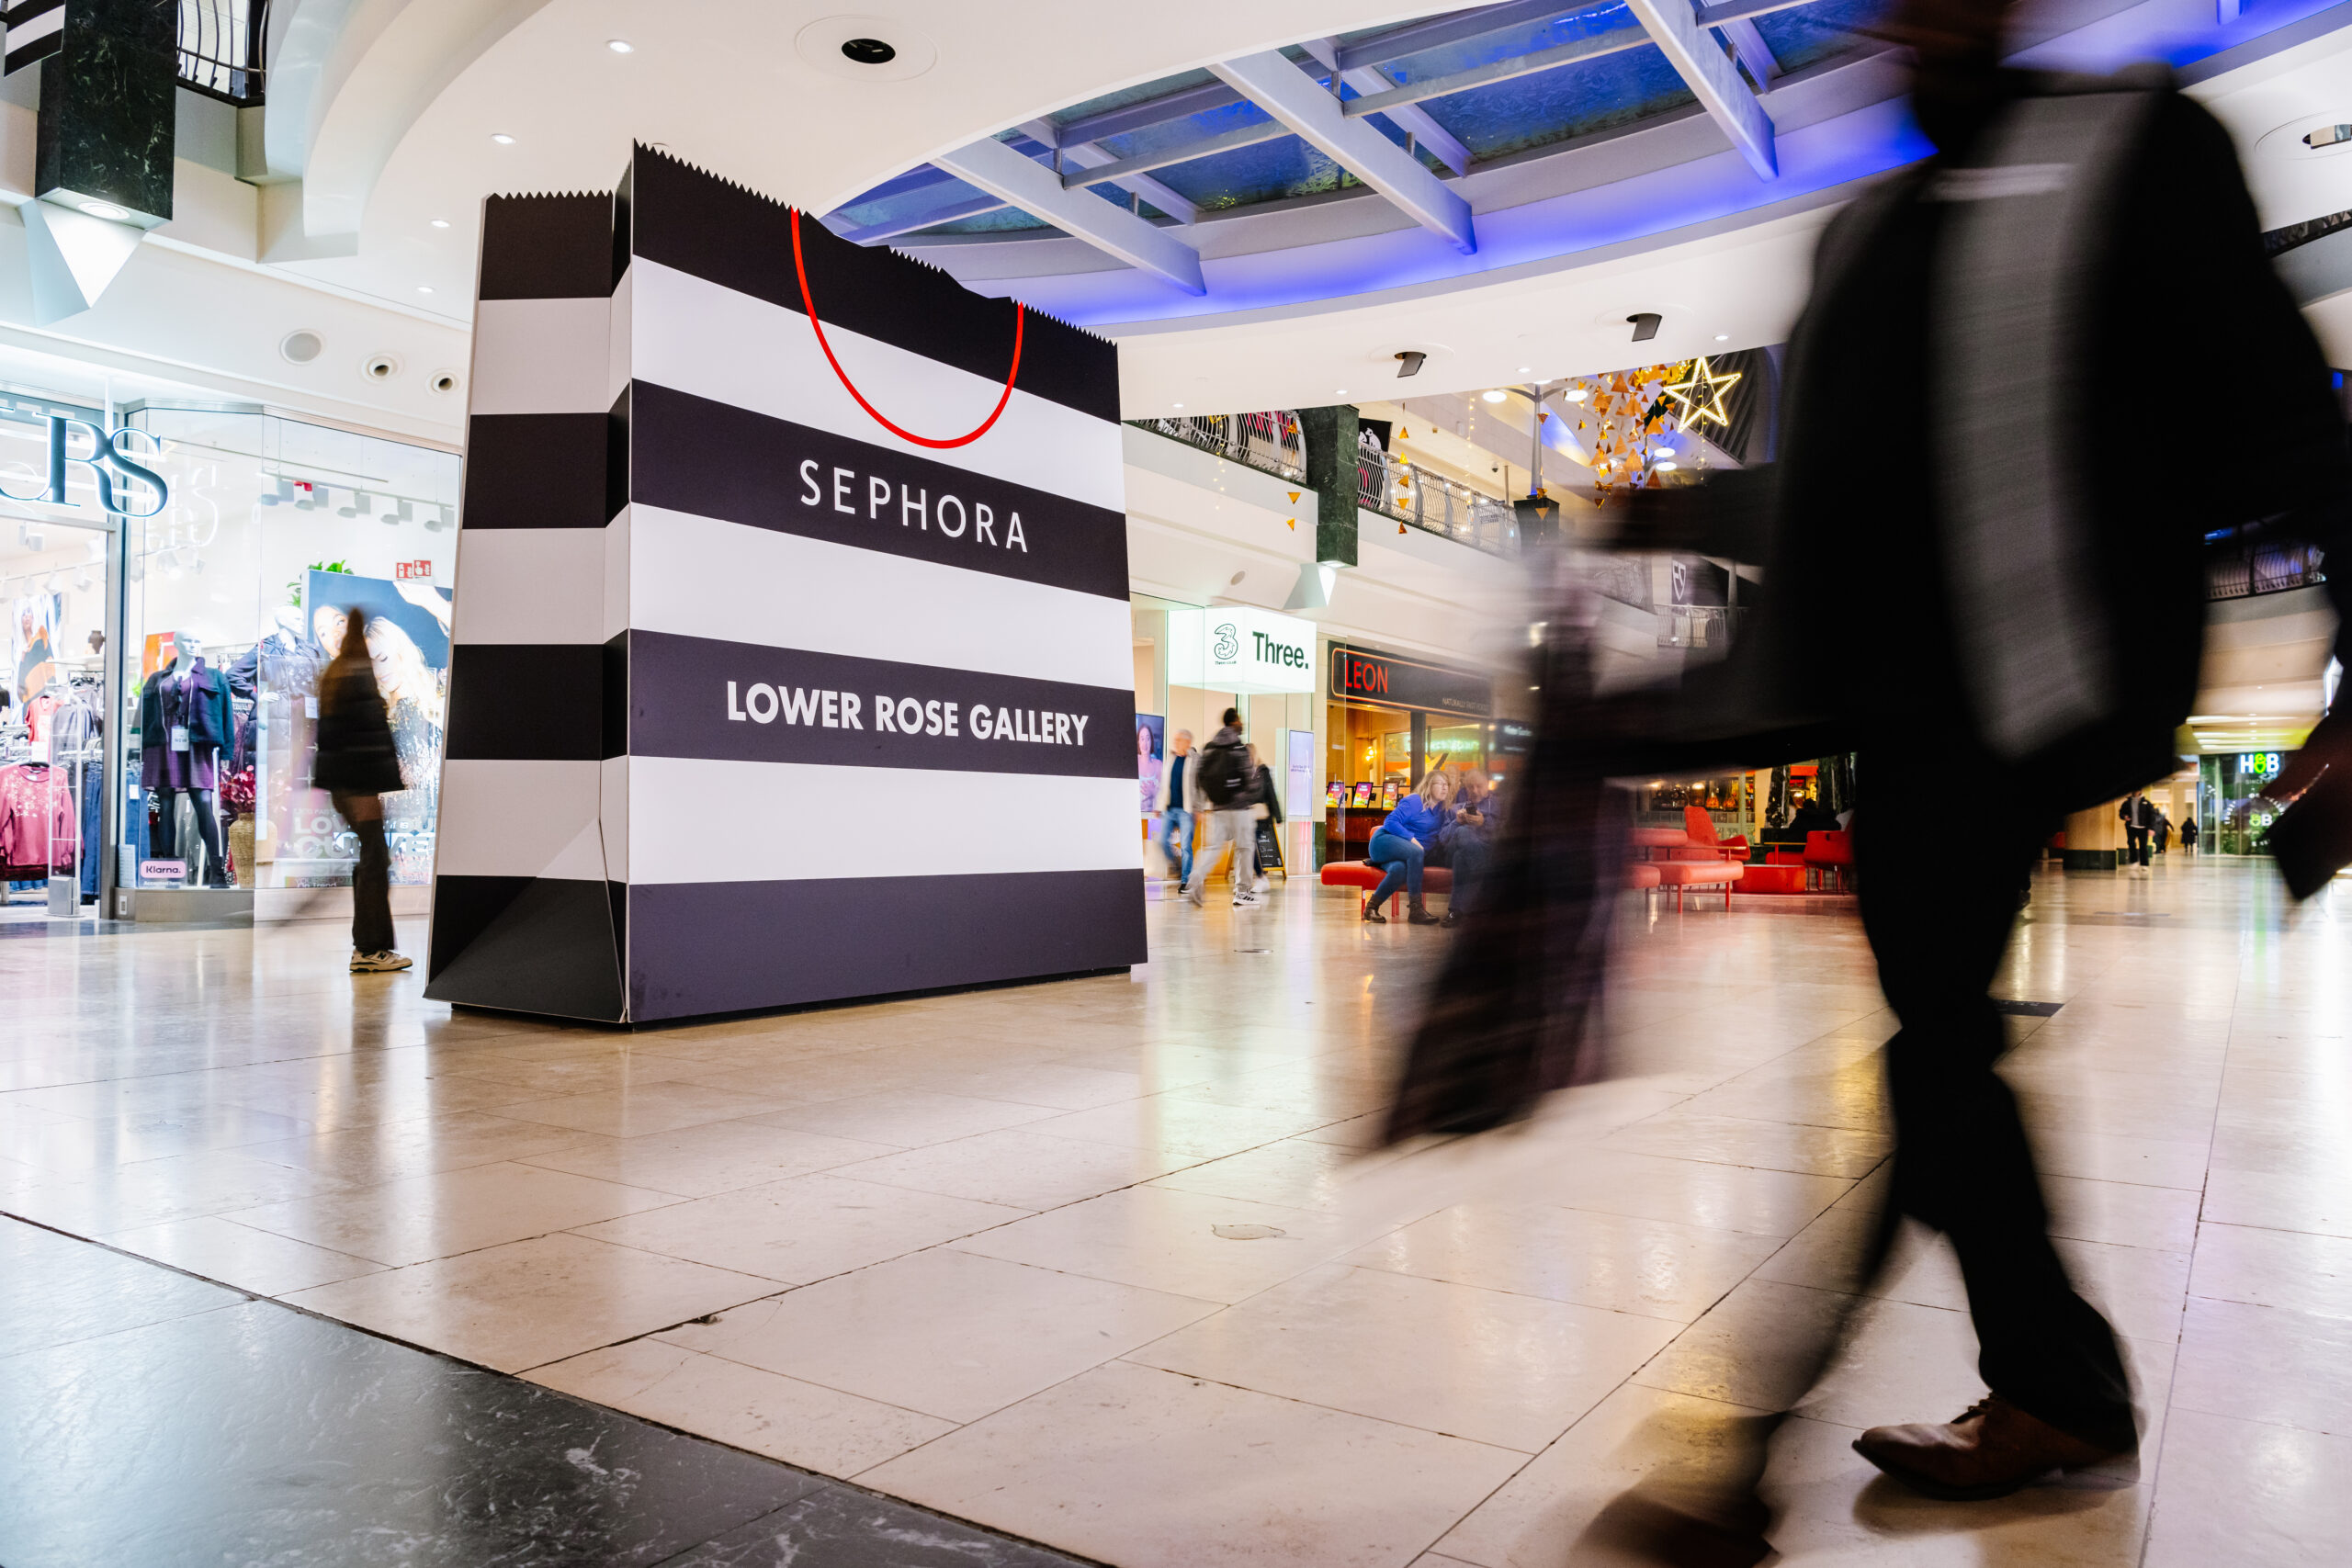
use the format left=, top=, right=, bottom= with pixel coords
left=790, top=208, right=1023, bottom=449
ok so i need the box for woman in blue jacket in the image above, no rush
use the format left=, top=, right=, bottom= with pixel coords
left=1364, top=769, right=1454, bottom=925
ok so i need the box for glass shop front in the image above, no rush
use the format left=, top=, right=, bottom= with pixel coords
left=1324, top=643, right=1503, bottom=863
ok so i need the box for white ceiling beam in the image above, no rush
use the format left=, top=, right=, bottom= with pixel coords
left=836, top=194, right=1008, bottom=245
left=1623, top=0, right=1778, bottom=178
left=1021, top=118, right=1200, bottom=222
left=1340, top=63, right=1472, bottom=175
left=1719, top=17, right=1781, bottom=85
left=1342, top=25, right=1651, bottom=120
left=931, top=136, right=1205, bottom=295
left=1208, top=51, right=1476, bottom=254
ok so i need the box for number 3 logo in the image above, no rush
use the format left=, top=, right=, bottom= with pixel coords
left=1213, top=622, right=1238, bottom=660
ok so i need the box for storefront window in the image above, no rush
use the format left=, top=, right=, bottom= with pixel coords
left=119, top=406, right=459, bottom=897
left=1326, top=643, right=1498, bottom=864
left=2201, top=750, right=2289, bottom=854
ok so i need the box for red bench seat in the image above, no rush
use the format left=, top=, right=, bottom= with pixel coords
left=1655, top=860, right=1742, bottom=909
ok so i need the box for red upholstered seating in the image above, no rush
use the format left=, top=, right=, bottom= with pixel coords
left=1738, top=864, right=1807, bottom=895
left=1655, top=860, right=1741, bottom=909
left=1631, top=828, right=1690, bottom=852
left=1803, top=830, right=1854, bottom=891
left=1626, top=863, right=1662, bottom=890
left=1319, top=861, right=1455, bottom=892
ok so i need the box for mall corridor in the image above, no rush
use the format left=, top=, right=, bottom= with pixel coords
left=2, top=861, right=2346, bottom=1565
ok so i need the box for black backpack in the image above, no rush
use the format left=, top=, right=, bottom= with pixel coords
left=1196, top=738, right=1251, bottom=807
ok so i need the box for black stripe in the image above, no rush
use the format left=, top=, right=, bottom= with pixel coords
left=445, top=643, right=614, bottom=761
left=461, top=408, right=623, bottom=530
left=630, top=630, right=1132, bottom=777
left=479, top=194, right=616, bottom=301
left=632, top=381, right=1126, bottom=601
left=425, top=874, right=625, bottom=1022
left=626, top=146, right=1119, bottom=424
left=627, top=869, right=1145, bottom=1021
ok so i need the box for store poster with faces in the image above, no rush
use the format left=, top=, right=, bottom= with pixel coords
left=280, top=569, right=451, bottom=886
left=9, top=591, right=61, bottom=703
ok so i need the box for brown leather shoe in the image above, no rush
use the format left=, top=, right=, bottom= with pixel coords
left=1853, top=1395, right=2132, bottom=1501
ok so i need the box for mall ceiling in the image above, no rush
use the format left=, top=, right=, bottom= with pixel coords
left=266, top=0, right=2352, bottom=416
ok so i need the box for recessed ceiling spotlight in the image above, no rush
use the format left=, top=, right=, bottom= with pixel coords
left=416, top=285, right=435, bottom=294
left=1565, top=387, right=1589, bottom=402
left=77, top=200, right=129, bottom=220
left=491, top=132, right=515, bottom=144
left=606, top=39, right=634, bottom=53
left=1172, top=402, right=1184, bottom=410
left=1654, top=446, right=1677, bottom=459
left=430, top=218, right=450, bottom=228
left=841, top=37, right=897, bottom=64
left=1481, top=389, right=1507, bottom=403
left=1336, top=389, right=1348, bottom=396
left=1714, top=333, right=1729, bottom=342
left=1517, top=365, right=1532, bottom=374
left=1655, top=460, right=1679, bottom=472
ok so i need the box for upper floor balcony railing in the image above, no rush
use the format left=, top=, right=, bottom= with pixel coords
left=178, top=0, right=268, bottom=107
left=1356, top=446, right=1517, bottom=558
left=2207, top=532, right=2326, bottom=602
left=1130, top=411, right=1305, bottom=482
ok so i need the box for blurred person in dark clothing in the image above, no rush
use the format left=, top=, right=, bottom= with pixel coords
left=1504, top=0, right=2352, bottom=1556
left=314, top=607, right=411, bottom=974
left=2120, top=791, right=2154, bottom=867
left=1788, top=791, right=1840, bottom=837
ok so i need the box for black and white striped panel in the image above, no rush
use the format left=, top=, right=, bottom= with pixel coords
left=1, top=0, right=64, bottom=75
left=617, top=150, right=1141, bottom=1021
left=426, top=189, right=629, bottom=1022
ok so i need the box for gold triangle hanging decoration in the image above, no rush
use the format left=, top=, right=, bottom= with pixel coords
left=1287, top=491, right=1301, bottom=504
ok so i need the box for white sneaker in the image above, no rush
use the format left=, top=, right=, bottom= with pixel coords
left=1251, top=877, right=1271, bottom=894
left=1231, top=890, right=1263, bottom=908
left=351, top=950, right=413, bottom=974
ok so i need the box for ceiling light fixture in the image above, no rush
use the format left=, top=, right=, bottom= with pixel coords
left=491, top=132, right=515, bottom=144
left=430, top=218, right=450, bottom=229
left=1655, top=446, right=1677, bottom=459
left=1517, top=365, right=1532, bottom=374
left=1172, top=402, right=1184, bottom=410
left=1336, top=389, right=1348, bottom=396
left=1482, top=389, right=1507, bottom=403
left=841, top=37, right=897, bottom=64
left=1714, top=333, right=1729, bottom=342
left=1655, top=460, right=1678, bottom=472
left=1564, top=387, right=1589, bottom=403
left=77, top=201, right=129, bottom=220
left=416, top=285, right=434, bottom=294
left=606, top=39, right=634, bottom=53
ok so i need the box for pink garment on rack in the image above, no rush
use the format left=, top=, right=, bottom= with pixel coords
left=22, top=691, right=57, bottom=742
left=0, top=762, right=78, bottom=876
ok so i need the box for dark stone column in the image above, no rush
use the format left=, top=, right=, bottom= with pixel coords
left=36, top=0, right=178, bottom=226
left=1297, top=404, right=1360, bottom=568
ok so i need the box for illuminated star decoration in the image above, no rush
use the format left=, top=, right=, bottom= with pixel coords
left=1660, top=355, right=1742, bottom=429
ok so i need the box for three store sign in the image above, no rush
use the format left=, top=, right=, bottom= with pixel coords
left=0, top=414, right=169, bottom=517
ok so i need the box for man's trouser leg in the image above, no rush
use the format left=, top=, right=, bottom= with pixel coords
left=1857, top=773, right=2137, bottom=1451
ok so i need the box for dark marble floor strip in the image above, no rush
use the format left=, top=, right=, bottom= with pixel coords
left=0, top=1216, right=1095, bottom=1568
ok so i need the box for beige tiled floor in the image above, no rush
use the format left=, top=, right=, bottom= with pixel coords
left=5, top=857, right=2350, bottom=1563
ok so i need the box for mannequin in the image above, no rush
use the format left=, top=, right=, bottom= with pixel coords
left=140, top=634, right=232, bottom=887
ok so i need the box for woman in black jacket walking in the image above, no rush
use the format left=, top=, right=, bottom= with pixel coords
left=314, top=607, right=411, bottom=973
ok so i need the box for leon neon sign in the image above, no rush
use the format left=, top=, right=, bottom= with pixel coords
left=0, top=415, right=168, bottom=518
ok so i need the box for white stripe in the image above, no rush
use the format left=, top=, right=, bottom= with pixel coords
left=626, top=756, right=1135, bottom=884
left=631, top=504, right=1131, bottom=688
left=630, top=259, right=1123, bottom=513
left=469, top=298, right=611, bottom=415
left=436, top=760, right=606, bottom=879
left=451, top=527, right=607, bottom=644
left=604, top=504, right=631, bottom=641
left=6, top=10, right=62, bottom=47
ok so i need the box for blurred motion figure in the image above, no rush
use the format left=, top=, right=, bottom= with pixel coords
left=1385, top=0, right=2352, bottom=1558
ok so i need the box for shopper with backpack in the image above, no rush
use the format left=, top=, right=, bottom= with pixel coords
left=1186, top=709, right=1261, bottom=908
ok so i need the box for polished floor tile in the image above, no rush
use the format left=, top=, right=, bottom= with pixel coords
left=1126, top=1262, right=1679, bottom=1452
left=282, top=1231, right=775, bottom=1372
left=863, top=1359, right=1526, bottom=1568
left=575, top=1171, right=1029, bottom=1285
left=662, top=1247, right=1216, bottom=1423
left=527, top=1337, right=956, bottom=1476
left=7, top=859, right=2351, bottom=1566
left=221, top=1158, right=678, bottom=1267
